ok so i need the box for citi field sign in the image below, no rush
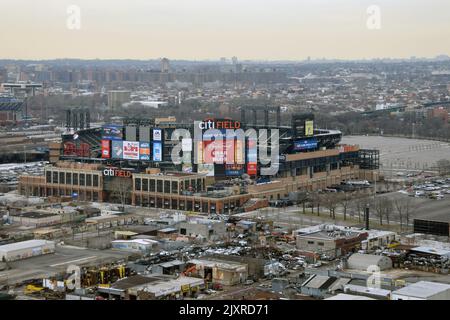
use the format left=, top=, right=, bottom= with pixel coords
left=198, top=118, right=241, bottom=130
left=103, top=167, right=132, bottom=178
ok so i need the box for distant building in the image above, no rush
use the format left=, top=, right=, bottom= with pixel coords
left=161, top=58, right=170, bottom=73
left=427, top=107, right=449, bottom=122
left=0, top=97, right=23, bottom=124
left=107, top=90, right=131, bottom=110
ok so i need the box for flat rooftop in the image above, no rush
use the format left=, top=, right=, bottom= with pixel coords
left=13, top=211, right=59, bottom=219
left=393, top=281, right=450, bottom=299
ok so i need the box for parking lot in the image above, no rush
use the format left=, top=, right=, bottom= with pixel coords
left=342, top=135, right=450, bottom=171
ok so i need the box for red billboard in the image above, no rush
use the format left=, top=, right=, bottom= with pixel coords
left=101, top=140, right=111, bottom=159
left=63, top=142, right=90, bottom=157
left=247, top=162, right=257, bottom=175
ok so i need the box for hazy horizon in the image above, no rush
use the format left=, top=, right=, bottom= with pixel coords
left=1, top=0, right=450, bottom=61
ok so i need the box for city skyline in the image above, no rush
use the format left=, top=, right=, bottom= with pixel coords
left=1, top=0, right=450, bottom=61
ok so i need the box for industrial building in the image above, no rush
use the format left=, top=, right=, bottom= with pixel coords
left=97, top=274, right=205, bottom=300
left=0, top=96, right=23, bottom=124
left=361, top=230, right=398, bottom=251
left=9, top=211, right=62, bottom=227
left=391, top=281, right=450, bottom=300
left=0, top=239, right=55, bottom=262
left=178, top=218, right=227, bottom=241
left=186, top=258, right=248, bottom=286
left=346, top=253, right=393, bottom=271
left=295, top=225, right=368, bottom=258
left=111, top=239, right=159, bottom=253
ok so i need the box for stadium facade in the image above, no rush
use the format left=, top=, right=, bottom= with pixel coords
left=19, top=111, right=379, bottom=214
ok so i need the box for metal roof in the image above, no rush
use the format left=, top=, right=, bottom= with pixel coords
left=0, top=239, right=54, bottom=253
left=302, top=275, right=336, bottom=290
left=0, top=98, right=23, bottom=111
left=411, top=246, right=450, bottom=257
left=347, top=253, right=391, bottom=267
left=393, top=281, right=450, bottom=299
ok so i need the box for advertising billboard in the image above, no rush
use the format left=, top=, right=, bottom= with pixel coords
left=247, top=162, right=257, bottom=175
left=153, top=128, right=162, bottom=141
left=101, top=140, right=111, bottom=159
left=294, top=138, right=318, bottom=151
left=123, top=141, right=140, bottom=160
left=111, top=140, right=123, bottom=159
left=139, top=142, right=151, bottom=160
left=225, top=164, right=244, bottom=176
left=305, top=120, right=314, bottom=136
left=247, top=138, right=257, bottom=162
left=197, top=163, right=215, bottom=176
left=153, top=142, right=162, bottom=162
left=102, top=125, right=123, bottom=141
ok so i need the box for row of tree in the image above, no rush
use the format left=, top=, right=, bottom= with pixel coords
left=305, top=191, right=414, bottom=231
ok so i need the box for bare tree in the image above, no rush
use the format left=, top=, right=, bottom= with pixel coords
left=384, top=198, right=393, bottom=225
left=109, top=178, right=132, bottom=207
left=393, top=198, right=413, bottom=231
left=339, top=192, right=353, bottom=221
left=436, top=159, right=450, bottom=176
left=323, top=193, right=339, bottom=219
left=354, top=197, right=366, bottom=223
left=310, top=192, right=322, bottom=216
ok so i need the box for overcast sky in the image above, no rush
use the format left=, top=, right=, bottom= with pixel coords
left=1, top=0, right=449, bottom=60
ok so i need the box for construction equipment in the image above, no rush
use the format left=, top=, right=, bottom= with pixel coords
left=182, top=265, right=197, bottom=276
left=24, top=284, right=44, bottom=294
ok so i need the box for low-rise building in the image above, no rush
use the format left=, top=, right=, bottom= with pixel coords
left=186, top=258, right=248, bottom=286
left=178, top=218, right=227, bottom=241
left=10, top=211, right=62, bottom=227
left=111, top=239, right=158, bottom=253
left=391, top=281, right=450, bottom=300
left=0, top=239, right=55, bottom=262
left=362, top=230, right=398, bottom=251
left=295, top=224, right=368, bottom=258
left=346, top=253, right=393, bottom=271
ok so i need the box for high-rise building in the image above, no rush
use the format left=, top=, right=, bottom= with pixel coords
left=107, top=90, right=131, bottom=110
left=161, top=58, right=170, bottom=73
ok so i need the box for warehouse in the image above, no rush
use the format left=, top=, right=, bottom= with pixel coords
left=186, top=258, right=248, bottom=286
left=391, top=281, right=450, bottom=300
left=10, top=211, right=62, bottom=227
left=178, top=219, right=227, bottom=241
left=0, top=239, right=55, bottom=262
left=346, top=253, right=393, bottom=271
left=325, top=294, right=375, bottom=300
left=111, top=239, right=158, bottom=253
left=295, top=224, right=368, bottom=259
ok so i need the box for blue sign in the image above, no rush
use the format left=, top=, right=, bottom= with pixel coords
left=153, top=142, right=162, bottom=162
left=111, top=140, right=124, bottom=159
left=294, top=138, right=318, bottom=151
left=139, top=142, right=151, bottom=160
left=102, top=125, right=123, bottom=141
left=225, top=164, right=244, bottom=176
